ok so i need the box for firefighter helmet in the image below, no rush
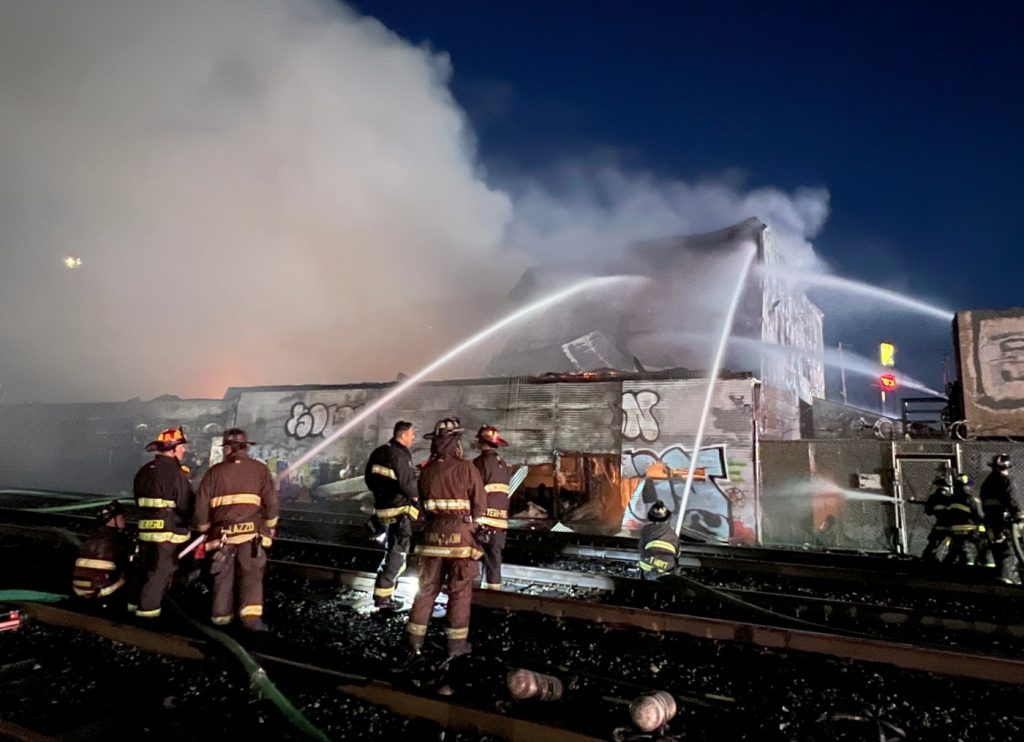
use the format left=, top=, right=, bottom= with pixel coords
left=144, top=426, right=188, bottom=452
left=990, top=454, right=1013, bottom=471
left=425, top=417, right=464, bottom=439
left=648, top=501, right=671, bottom=522
left=222, top=428, right=257, bottom=448
left=932, top=476, right=952, bottom=493
left=477, top=424, right=508, bottom=448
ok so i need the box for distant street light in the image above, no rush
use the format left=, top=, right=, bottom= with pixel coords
left=63, top=256, right=82, bottom=269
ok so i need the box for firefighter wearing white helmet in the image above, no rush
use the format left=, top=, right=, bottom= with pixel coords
left=639, top=500, right=679, bottom=580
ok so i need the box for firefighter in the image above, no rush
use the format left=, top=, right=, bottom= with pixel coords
left=130, top=426, right=194, bottom=619
left=365, top=420, right=419, bottom=610
left=195, top=428, right=279, bottom=631
left=71, top=500, right=131, bottom=602
left=639, top=501, right=679, bottom=580
left=472, top=424, right=511, bottom=590
left=980, top=454, right=1023, bottom=584
left=922, top=475, right=981, bottom=565
left=407, top=417, right=487, bottom=657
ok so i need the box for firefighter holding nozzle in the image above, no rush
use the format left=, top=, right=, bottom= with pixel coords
left=922, top=473, right=983, bottom=566
left=980, top=454, right=1024, bottom=584
left=638, top=500, right=680, bottom=580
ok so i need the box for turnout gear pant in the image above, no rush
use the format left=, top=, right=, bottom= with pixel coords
left=922, top=531, right=978, bottom=566
left=374, top=516, right=412, bottom=605
left=135, top=542, right=179, bottom=618
left=991, top=537, right=1020, bottom=584
left=479, top=529, right=506, bottom=589
left=210, top=539, right=268, bottom=625
left=407, top=557, right=477, bottom=656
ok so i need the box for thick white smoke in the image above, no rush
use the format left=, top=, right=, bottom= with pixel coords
left=504, top=162, right=830, bottom=270
left=0, top=1, right=831, bottom=403
left=0, top=0, right=513, bottom=402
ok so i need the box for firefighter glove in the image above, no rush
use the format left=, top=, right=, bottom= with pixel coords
left=475, top=524, right=494, bottom=545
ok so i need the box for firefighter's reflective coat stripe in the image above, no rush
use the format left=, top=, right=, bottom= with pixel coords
left=477, top=516, right=508, bottom=529
left=371, top=464, right=397, bottom=479
left=139, top=531, right=190, bottom=543
left=645, top=539, right=678, bottom=554
left=423, top=499, right=472, bottom=512
left=415, top=544, right=484, bottom=559
left=211, top=493, right=262, bottom=508
left=195, top=454, right=279, bottom=546
left=134, top=455, right=194, bottom=544
left=137, top=498, right=177, bottom=508
left=484, top=483, right=510, bottom=494
left=365, top=440, right=419, bottom=516
left=73, top=577, right=125, bottom=598
left=374, top=504, right=420, bottom=524
left=75, top=558, right=117, bottom=571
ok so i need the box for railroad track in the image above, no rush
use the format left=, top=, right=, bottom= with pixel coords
left=5, top=600, right=666, bottom=741
left=5, top=520, right=1024, bottom=740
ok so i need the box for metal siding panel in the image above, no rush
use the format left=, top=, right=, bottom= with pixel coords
left=552, top=382, right=621, bottom=454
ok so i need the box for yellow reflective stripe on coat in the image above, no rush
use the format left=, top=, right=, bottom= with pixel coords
left=75, top=558, right=118, bottom=571
left=265, top=517, right=279, bottom=528
left=375, top=505, right=420, bottom=523
left=137, top=498, right=176, bottom=508
left=210, top=493, right=262, bottom=508
left=371, top=465, right=397, bottom=479
left=484, top=483, right=510, bottom=494
left=645, top=540, right=678, bottom=554
left=416, top=545, right=483, bottom=559
left=477, top=516, right=508, bottom=529
left=949, top=503, right=972, bottom=512
left=139, top=531, right=190, bottom=543
left=424, top=499, right=471, bottom=511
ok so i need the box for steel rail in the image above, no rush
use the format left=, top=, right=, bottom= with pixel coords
left=267, top=558, right=1024, bottom=686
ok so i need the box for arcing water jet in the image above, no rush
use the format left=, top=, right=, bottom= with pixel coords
left=674, top=244, right=756, bottom=536
left=756, top=265, right=954, bottom=322
left=285, top=275, right=642, bottom=476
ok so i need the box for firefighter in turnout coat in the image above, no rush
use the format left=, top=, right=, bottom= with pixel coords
left=472, top=425, right=511, bottom=590
left=195, top=429, right=279, bottom=631
left=639, top=501, right=679, bottom=580
left=131, top=426, right=194, bottom=618
left=72, top=500, right=131, bottom=601
left=980, top=454, right=1023, bottom=584
left=407, top=418, right=487, bottom=657
left=922, top=475, right=982, bottom=565
left=365, top=421, right=420, bottom=609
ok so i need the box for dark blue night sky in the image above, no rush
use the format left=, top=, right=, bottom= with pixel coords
left=352, top=0, right=1023, bottom=402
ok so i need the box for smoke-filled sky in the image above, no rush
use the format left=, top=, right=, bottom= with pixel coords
left=3, top=1, right=1017, bottom=407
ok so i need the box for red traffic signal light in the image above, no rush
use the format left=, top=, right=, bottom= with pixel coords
left=879, top=373, right=897, bottom=391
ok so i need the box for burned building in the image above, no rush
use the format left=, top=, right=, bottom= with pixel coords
left=487, top=218, right=824, bottom=440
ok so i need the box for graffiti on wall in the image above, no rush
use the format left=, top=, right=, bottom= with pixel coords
left=975, top=315, right=1024, bottom=407
left=285, top=402, right=361, bottom=440
left=621, top=390, right=660, bottom=442
left=620, top=444, right=737, bottom=540
left=619, top=385, right=755, bottom=543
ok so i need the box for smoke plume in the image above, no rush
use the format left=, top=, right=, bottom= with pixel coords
left=0, top=1, right=831, bottom=403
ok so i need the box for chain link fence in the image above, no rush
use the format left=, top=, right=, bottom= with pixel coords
left=758, top=439, right=1024, bottom=553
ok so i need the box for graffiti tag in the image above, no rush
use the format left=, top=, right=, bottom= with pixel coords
left=621, top=390, right=660, bottom=442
